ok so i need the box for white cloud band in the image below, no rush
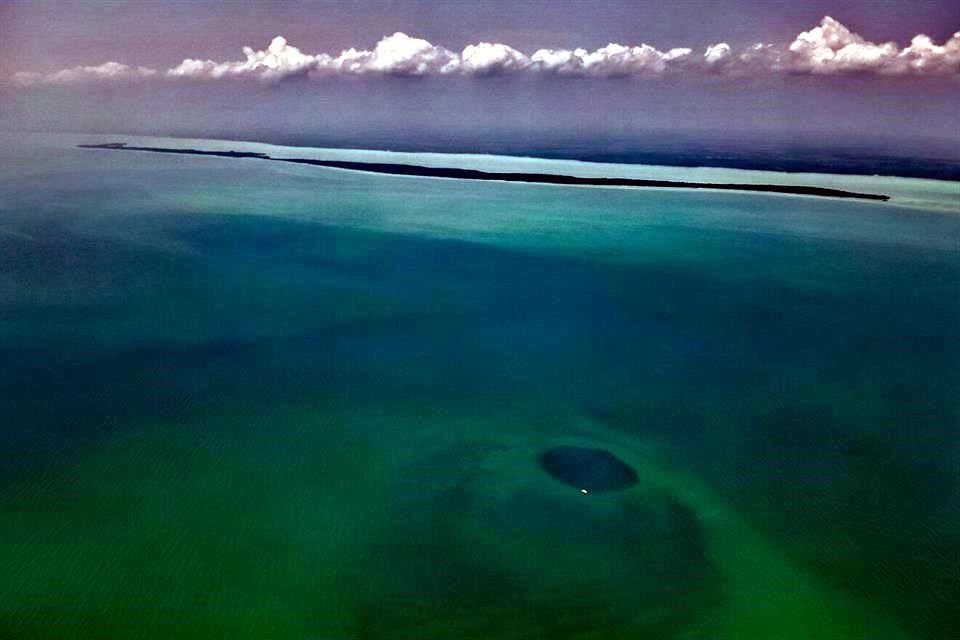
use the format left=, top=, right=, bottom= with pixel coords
left=12, top=17, right=960, bottom=85
left=13, top=62, right=157, bottom=85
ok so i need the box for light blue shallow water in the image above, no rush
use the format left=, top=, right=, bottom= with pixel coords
left=0, top=133, right=958, bottom=639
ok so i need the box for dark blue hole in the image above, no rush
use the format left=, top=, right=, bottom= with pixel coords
left=539, top=446, right=638, bottom=492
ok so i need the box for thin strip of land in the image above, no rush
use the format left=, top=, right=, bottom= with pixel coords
left=78, top=142, right=890, bottom=201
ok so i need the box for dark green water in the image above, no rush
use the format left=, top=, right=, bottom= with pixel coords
left=1, top=134, right=958, bottom=639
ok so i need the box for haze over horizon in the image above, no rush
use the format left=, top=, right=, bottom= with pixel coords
left=2, top=1, right=959, bottom=154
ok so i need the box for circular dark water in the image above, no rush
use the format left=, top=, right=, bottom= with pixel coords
left=539, top=446, right=639, bottom=492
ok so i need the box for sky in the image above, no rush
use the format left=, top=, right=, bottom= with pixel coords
left=2, top=0, right=959, bottom=76
left=1, top=1, right=958, bottom=148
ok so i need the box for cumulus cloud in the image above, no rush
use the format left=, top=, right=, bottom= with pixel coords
left=167, top=36, right=318, bottom=79
left=13, top=61, right=156, bottom=86
left=530, top=43, right=692, bottom=76
left=786, top=16, right=960, bottom=74
left=460, top=42, right=530, bottom=75
left=703, top=43, right=732, bottom=66
left=324, top=32, right=460, bottom=76
left=11, top=17, right=960, bottom=85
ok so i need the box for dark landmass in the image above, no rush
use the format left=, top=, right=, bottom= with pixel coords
left=78, top=142, right=891, bottom=201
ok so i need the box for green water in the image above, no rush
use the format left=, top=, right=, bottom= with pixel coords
left=1, top=134, right=958, bottom=639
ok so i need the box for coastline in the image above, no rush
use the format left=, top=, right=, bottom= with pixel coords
left=79, top=142, right=890, bottom=202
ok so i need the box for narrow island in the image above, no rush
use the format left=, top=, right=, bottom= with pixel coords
left=78, top=142, right=890, bottom=202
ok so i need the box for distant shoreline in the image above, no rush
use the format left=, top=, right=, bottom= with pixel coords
left=78, top=143, right=891, bottom=202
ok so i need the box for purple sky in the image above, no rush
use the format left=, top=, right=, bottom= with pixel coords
left=1, top=1, right=957, bottom=145
left=3, top=0, right=959, bottom=75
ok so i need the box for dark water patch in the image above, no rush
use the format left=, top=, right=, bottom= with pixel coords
left=732, top=374, right=960, bottom=639
left=368, top=442, right=721, bottom=638
left=6, top=211, right=956, bottom=494
left=539, top=446, right=638, bottom=492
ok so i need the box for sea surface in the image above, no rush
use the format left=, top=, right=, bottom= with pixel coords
left=245, top=129, right=960, bottom=182
left=1, top=132, right=958, bottom=639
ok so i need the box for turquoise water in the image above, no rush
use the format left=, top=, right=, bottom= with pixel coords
left=1, top=133, right=958, bottom=639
